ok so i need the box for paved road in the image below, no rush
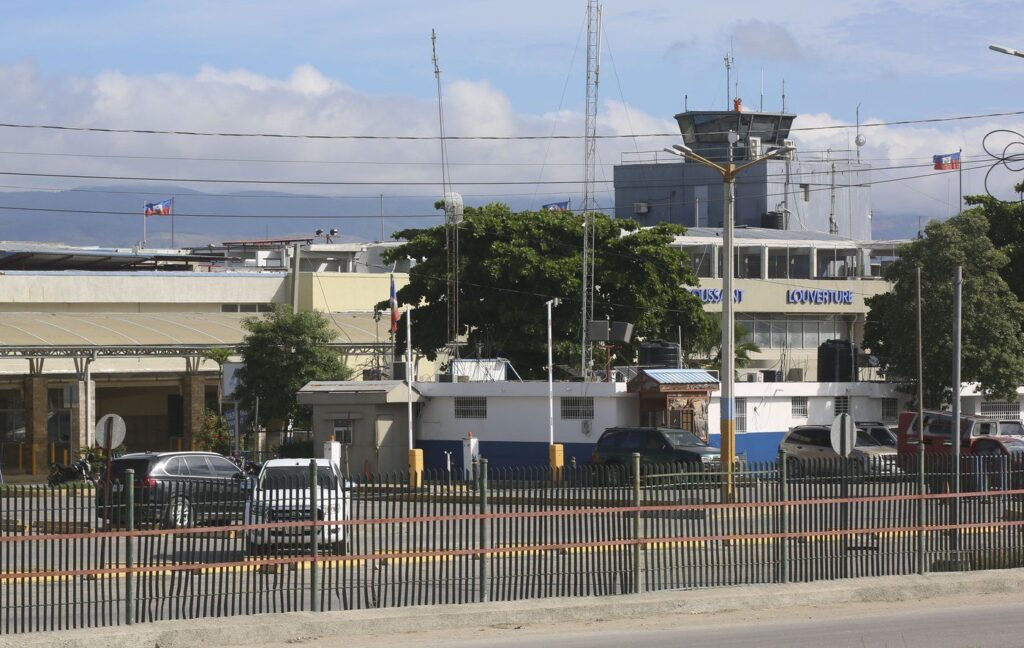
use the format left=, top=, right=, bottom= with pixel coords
left=327, top=599, right=1024, bottom=648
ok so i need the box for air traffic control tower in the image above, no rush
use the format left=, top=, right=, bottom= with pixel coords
left=613, top=105, right=872, bottom=240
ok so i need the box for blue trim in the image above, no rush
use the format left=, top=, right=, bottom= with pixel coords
left=707, top=431, right=786, bottom=463
left=418, top=439, right=596, bottom=471
left=721, top=399, right=735, bottom=419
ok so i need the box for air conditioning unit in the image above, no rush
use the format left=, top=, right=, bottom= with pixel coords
left=633, top=202, right=649, bottom=215
left=745, top=373, right=763, bottom=383
left=786, top=368, right=805, bottom=382
left=782, top=139, right=796, bottom=161
left=747, top=136, right=762, bottom=159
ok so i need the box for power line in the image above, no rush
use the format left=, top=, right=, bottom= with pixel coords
left=0, top=109, right=1021, bottom=140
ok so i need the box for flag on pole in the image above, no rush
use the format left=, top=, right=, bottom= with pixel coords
left=541, top=201, right=570, bottom=212
left=390, top=275, right=399, bottom=334
left=144, top=198, right=173, bottom=216
left=932, top=152, right=961, bottom=171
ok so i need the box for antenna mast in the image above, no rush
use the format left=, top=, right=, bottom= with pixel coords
left=581, top=0, right=602, bottom=379
left=724, top=50, right=734, bottom=110
left=432, top=29, right=460, bottom=358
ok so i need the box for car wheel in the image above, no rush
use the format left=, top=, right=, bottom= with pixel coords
left=329, top=539, right=350, bottom=556
left=163, top=496, right=194, bottom=529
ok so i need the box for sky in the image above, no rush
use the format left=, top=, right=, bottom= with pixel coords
left=0, top=0, right=1023, bottom=243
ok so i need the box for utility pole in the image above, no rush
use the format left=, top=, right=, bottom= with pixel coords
left=951, top=265, right=962, bottom=562
left=547, top=298, right=561, bottom=446
left=581, top=0, right=602, bottom=379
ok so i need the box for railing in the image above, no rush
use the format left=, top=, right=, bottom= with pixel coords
left=2, top=453, right=1023, bottom=634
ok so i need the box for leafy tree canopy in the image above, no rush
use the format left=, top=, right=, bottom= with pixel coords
left=864, top=209, right=1024, bottom=406
left=381, top=203, right=711, bottom=379
left=236, top=305, right=354, bottom=428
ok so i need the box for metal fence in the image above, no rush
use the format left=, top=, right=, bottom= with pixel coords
left=3, top=452, right=1024, bottom=635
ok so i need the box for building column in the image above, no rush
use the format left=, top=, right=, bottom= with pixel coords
left=24, top=360, right=48, bottom=475
left=182, top=356, right=205, bottom=451
left=761, top=246, right=770, bottom=279
left=72, top=355, right=95, bottom=457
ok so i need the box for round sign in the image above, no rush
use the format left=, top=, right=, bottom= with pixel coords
left=95, top=413, right=127, bottom=449
left=830, top=413, right=856, bottom=458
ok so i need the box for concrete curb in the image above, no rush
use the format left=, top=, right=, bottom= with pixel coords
left=7, top=569, right=1024, bottom=648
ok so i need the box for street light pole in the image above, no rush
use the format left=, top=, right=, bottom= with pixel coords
left=664, top=141, right=792, bottom=501
left=547, top=298, right=561, bottom=446
left=989, top=44, right=1024, bottom=59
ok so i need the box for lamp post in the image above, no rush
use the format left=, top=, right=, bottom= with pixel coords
left=663, top=141, right=793, bottom=501
left=546, top=298, right=561, bottom=446
left=989, top=44, right=1024, bottom=59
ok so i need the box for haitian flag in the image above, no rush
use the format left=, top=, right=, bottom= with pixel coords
left=541, top=201, right=570, bottom=212
left=390, top=275, right=399, bottom=334
left=932, top=152, right=961, bottom=171
left=144, top=198, right=173, bottom=216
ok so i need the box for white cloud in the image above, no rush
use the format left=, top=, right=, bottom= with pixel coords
left=0, top=60, right=1019, bottom=237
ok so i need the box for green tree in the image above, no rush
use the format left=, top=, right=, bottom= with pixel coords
left=965, top=194, right=1024, bottom=300
left=235, top=305, right=354, bottom=429
left=202, top=347, right=233, bottom=415
left=382, top=203, right=710, bottom=378
left=698, top=322, right=762, bottom=373
left=864, top=211, right=1024, bottom=406
left=194, top=409, right=231, bottom=455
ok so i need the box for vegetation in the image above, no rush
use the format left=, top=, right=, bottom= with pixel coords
left=381, top=203, right=711, bottom=378
left=864, top=209, right=1024, bottom=406
left=235, top=305, right=354, bottom=429
left=194, top=409, right=231, bottom=455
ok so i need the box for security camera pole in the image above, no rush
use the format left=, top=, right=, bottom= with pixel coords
left=664, top=139, right=794, bottom=501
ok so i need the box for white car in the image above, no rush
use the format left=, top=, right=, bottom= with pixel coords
left=244, top=458, right=351, bottom=554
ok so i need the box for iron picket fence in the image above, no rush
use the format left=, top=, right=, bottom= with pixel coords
left=3, top=452, right=1024, bottom=635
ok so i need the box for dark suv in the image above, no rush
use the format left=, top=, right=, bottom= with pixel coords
left=97, top=451, right=247, bottom=528
left=591, top=427, right=721, bottom=469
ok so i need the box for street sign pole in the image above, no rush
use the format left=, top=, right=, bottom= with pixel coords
left=831, top=412, right=855, bottom=578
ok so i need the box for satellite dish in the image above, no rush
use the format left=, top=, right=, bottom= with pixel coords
left=727, top=130, right=740, bottom=145
left=444, top=192, right=464, bottom=224
left=95, top=413, right=127, bottom=450
left=855, top=134, right=867, bottom=147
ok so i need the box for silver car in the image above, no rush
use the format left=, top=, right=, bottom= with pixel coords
left=781, top=425, right=900, bottom=476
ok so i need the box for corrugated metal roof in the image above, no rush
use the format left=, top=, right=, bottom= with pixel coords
left=638, top=369, right=720, bottom=385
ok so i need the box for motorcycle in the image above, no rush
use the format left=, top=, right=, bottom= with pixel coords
left=47, top=455, right=93, bottom=487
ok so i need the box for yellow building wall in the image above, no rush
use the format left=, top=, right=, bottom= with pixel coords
left=299, top=272, right=409, bottom=313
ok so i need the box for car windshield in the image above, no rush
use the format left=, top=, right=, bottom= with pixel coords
left=1001, top=422, right=1024, bottom=437
left=662, top=430, right=705, bottom=447
left=855, top=430, right=882, bottom=447
left=260, top=465, right=338, bottom=489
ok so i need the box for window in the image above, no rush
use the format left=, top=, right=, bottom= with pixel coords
left=735, top=398, right=747, bottom=433
left=800, top=183, right=810, bottom=201
left=0, top=389, right=24, bottom=443
left=834, top=395, right=850, bottom=416
left=209, top=456, right=241, bottom=477
left=332, top=419, right=354, bottom=445
left=161, top=457, right=186, bottom=476
left=454, top=397, right=487, bottom=419
left=981, top=401, right=1021, bottom=419
left=184, top=456, right=213, bottom=477
left=791, top=397, right=808, bottom=418
left=881, top=398, right=898, bottom=423
left=561, top=397, right=595, bottom=420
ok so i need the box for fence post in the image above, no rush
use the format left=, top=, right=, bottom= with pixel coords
left=917, top=449, right=926, bottom=575
left=478, top=458, right=489, bottom=603
left=125, top=468, right=135, bottom=626
left=632, top=452, right=642, bottom=595
left=778, top=450, right=789, bottom=584
left=309, top=459, right=319, bottom=612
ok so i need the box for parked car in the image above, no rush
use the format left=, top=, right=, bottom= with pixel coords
left=590, top=427, right=721, bottom=470
left=967, top=436, right=1024, bottom=491
left=896, top=410, right=1024, bottom=457
left=780, top=425, right=899, bottom=476
left=96, top=451, right=248, bottom=528
left=244, top=458, right=351, bottom=555
left=857, top=421, right=898, bottom=447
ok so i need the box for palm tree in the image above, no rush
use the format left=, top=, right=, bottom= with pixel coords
left=699, top=321, right=761, bottom=374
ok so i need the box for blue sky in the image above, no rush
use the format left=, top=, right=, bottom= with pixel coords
left=0, top=0, right=1022, bottom=241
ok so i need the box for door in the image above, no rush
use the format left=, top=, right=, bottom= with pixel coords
left=374, top=415, right=404, bottom=474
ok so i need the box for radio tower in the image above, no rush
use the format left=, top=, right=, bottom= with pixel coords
left=580, top=0, right=602, bottom=379
left=432, top=30, right=460, bottom=358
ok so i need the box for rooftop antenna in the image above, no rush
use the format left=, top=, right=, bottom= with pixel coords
left=684, top=93, right=688, bottom=111
left=432, top=29, right=461, bottom=358
left=854, top=103, right=867, bottom=163
left=781, top=78, right=786, bottom=113
left=581, top=0, right=602, bottom=379
left=724, top=48, right=733, bottom=110
left=760, top=68, right=764, bottom=111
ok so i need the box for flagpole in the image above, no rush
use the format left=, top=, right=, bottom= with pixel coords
left=142, top=202, right=147, bottom=248
left=958, top=147, right=963, bottom=214
left=171, top=197, right=176, bottom=249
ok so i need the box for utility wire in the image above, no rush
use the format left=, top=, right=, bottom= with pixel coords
left=0, top=109, right=1020, bottom=140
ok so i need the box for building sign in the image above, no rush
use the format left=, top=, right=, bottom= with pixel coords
left=786, top=289, right=854, bottom=305
left=690, top=288, right=744, bottom=304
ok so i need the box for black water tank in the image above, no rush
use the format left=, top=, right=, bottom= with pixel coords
left=817, top=339, right=859, bottom=382
left=639, top=340, right=681, bottom=368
